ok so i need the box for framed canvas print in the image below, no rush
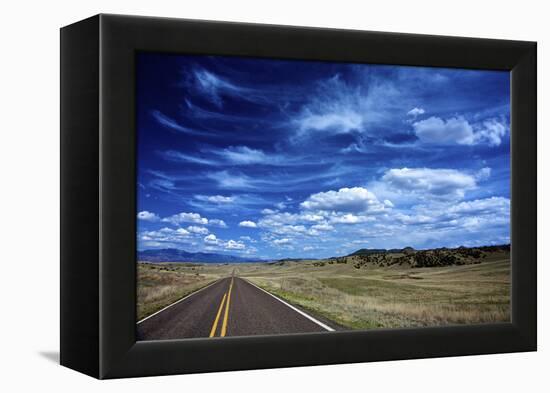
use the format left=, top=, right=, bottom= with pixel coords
left=60, top=14, right=536, bottom=379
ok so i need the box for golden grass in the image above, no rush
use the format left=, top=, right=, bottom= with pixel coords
left=236, top=254, right=510, bottom=330
left=137, top=262, right=234, bottom=321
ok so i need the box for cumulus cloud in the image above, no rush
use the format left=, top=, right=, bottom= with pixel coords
left=329, top=213, right=374, bottom=224
left=300, top=187, right=387, bottom=213
left=413, top=116, right=475, bottom=145
left=407, top=107, right=425, bottom=117
left=381, top=167, right=477, bottom=200
left=203, top=233, right=245, bottom=250
left=474, top=119, right=507, bottom=147
left=209, top=219, right=228, bottom=228
left=137, top=211, right=160, bottom=222
left=239, top=220, right=258, bottom=228
left=204, top=234, right=218, bottom=244
left=475, top=167, right=492, bottom=181
left=225, top=240, right=245, bottom=250
left=272, top=225, right=307, bottom=235
left=413, top=116, right=508, bottom=147
left=311, top=223, right=334, bottom=231
left=187, top=226, right=209, bottom=235
left=139, top=227, right=192, bottom=247
left=448, top=196, right=509, bottom=216
left=162, top=212, right=209, bottom=225
left=273, top=238, right=291, bottom=245
left=394, top=196, right=509, bottom=230
left=194, top=195, right=235, bottom=204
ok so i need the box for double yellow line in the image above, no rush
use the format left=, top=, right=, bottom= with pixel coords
left=209, top=276, right=234, bottom=337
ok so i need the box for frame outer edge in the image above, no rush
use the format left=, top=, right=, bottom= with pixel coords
left=92, top=14, right=537, bottom=378
left=510, top=43, right=537, bottom=349
left=60, top=15, right=101, bottom=378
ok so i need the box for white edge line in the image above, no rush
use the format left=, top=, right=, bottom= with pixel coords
left=137, top=279, right=221, bottom=325
left=243, top=278, right=335, bottom=332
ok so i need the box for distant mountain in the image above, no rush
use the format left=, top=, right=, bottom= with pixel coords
left=348, top=248, right=388, bottom=256
left=348, top=247, right=415, bottom=256
left=278, top=257, right=319, bottom=262
left=138, top=248, right=260, bottom=263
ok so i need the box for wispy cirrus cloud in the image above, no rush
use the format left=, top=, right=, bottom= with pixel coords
left=162, top=146, right=316, bottom=167
left=151, top=110, right=215, bottom=137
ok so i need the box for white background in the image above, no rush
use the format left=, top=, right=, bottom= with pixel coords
left=0, top=0, right=546, bottom=390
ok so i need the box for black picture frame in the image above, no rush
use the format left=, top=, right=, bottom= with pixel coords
left=60, top=14, right=537, bottom=379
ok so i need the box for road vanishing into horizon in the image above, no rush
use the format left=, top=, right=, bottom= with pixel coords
left=137, top=272, right=337, bottom=340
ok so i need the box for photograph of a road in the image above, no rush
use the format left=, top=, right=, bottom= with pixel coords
left=137, top=272, right=336, bottom=340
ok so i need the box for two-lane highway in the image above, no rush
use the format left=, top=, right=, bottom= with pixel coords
left=137, top=274, right=334, bottom=340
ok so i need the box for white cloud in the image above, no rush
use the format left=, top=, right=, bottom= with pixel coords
left=162, top=212, right=209, bottom=225
left=448, top=196, right=509, bottom=216
left=204, top=233, right=245, bottom=250
left=297, top=110, right=363, bottom=133
left=413, top=116, right=475, bottom=145
left=301, top=213, right=325, bottom=222
left=273, top=238, right=291, bottom=245
left=290, top=73, right=400, bottom=141
left=272, top=225, right=307, bottom=235
left=407, top=107, right=425, bottom=117
left=209, top=219, right=228, bottom=228
left=329, top=213, right=374, bottom=224
left=300, top=187, right=386, bottom=213
left=187, top=226, right=209, bottom=235
left=139, top=227, right=192, bottom=246
left=137, top=211, right=160, bottom=222
left=311, top=223, right=334, bottom=231
left=475, top=167, right=492, bottom=181
left=393, top=197, right=510, bottom=232
left=176, top=228, right=190, bottom=236
left=207, top=170, right=256, bottom=190
left=195, top=195, right=235, bottom=204
left=261, top=208, right=277, bottom=215
left=213, top=146, right=269, bottom=164
left=474, top=119, right=507, bottom=146
left=204, top=234, right=218, bottom=244
left=225, top=240, right=245, bottom=250
left=239, top=220, right=257, bottom=228
left=413, top=116, right=508, bottom=147
left=192, top=69, right=244, bottom=107
left=381, top=168, right=477, bottom=200
left=303, top=246, right=315, bottom=251
left=151, top=111, right=213, bottom=137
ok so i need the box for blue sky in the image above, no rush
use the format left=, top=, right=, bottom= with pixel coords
left=136, top=53, right=510, bottom=259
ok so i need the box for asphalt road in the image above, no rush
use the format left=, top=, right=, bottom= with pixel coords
left=137, top=273, right=335, bottom=340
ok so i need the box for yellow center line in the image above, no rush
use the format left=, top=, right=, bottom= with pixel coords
left=209, top=292, right=227, bottom=337
left=220, top=277, right=234, bottom=337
